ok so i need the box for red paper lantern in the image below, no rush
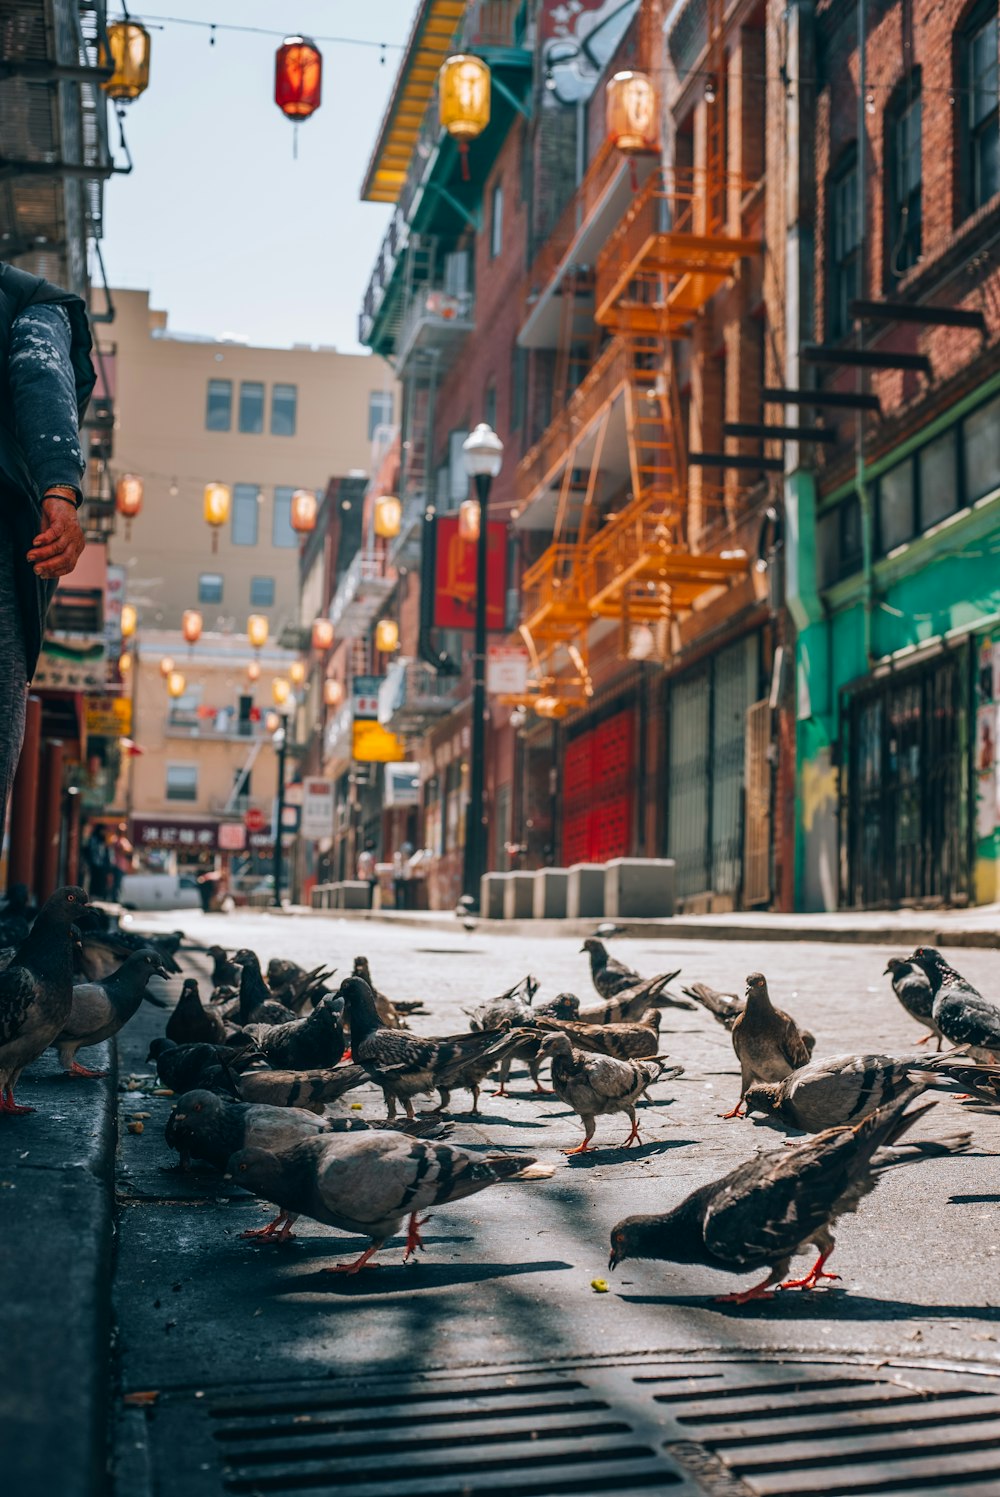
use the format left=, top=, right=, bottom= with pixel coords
left=275, top=36, right=322, bottom=122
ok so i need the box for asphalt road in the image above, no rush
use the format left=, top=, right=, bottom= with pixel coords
left=109, top=912, right=1000, bottom=1487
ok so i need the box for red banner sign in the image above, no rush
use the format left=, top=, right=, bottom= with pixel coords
left=433, top=516, right=507, bottom=632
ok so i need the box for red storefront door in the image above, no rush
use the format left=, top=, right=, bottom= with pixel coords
left=561, top=708, right=635, bottom=865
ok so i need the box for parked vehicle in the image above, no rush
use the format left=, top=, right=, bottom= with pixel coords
left=119, top=873, right=202, bottom=911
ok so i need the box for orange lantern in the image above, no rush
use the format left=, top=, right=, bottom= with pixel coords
left=159, top=655, right=175, bottom=678
left=311, top=617, right=334, bottom=652
left=103, top=21, right=151, bottom=103
left=272, top=677, right=291, bottom=707
left=182, top=609, right=203, bottom=646
left=290, top=488, right=318, bottom=534
left=289, top=660, right=307, bottom=687
left=119, top=650, right=133, bottom=677
left=120, top=603, right=137, bottom=639
left=275, top=36, right=322, bottom=121
left=323, top=677, right=344, bottom=708
left=458, top=497, right=481, bottom=542
left=116, top=474, right=143, bottom=538
left=606, top=71, right=659, bottom=154
left=374, top=493, right=402, bottom=539
left=439, top=54, right=490, bottom=180
left=247, top=614, right=269, bottom=652
left=265, top=710, right=282, bottom=733
left=246, top=660, right=261, bottom=683
left=203, top=482, right=231, bottom=552
left=375, top=618, right=399, bottom=653
left=166, top=670, right=186, bottom=700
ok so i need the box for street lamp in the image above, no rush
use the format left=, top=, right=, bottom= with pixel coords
left=461, top=422, right=504, bottom=905
left=271, top=714, right=289, bottom=909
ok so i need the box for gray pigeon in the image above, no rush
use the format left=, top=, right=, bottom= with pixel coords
left=236, top=1064, right=367, bottom=1112
left=55, top=948, right=170, bottom=1077
left=580, top=937, right=642, bottom=998
left=884, top=957, right=942, bottom=1048
left=238, top=994, right=346, bottom=1070
left=725, top=973, right=814, bottom=1118
left=574, top=971, right=689, bottom=1026
left=536, top=1031, right=683, bottom=1154
left=910, top=947, right=1000, bottom=1061
left=228, top=1130, right=555, bottom=1271
left=0, top=886, right=88, bottom=1113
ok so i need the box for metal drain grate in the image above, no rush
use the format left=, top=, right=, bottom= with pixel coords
left=142, top=1356, right=1000, bottom=1497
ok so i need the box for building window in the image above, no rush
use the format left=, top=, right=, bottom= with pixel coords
left=238, top=381, right=265, bottom=434
left=270, top=383, right=297, bottom=436
left=250, top=575, right=275, bottom=607
left=917, top=427, right=959, bottom=529
left=828, top=148, right=861, bottom=340
left=367, top=390, right=394, bottom=439
left=166, top=763, right=198, bottom=802
left=198, top=572, right=224, bottom=604
left=205, top=379, right=232, bottom=431
left=231, top=484, right=259, bottom=546
left=964, top=391, right=1000, bottom=502
left=877, top=460, right=916, bottom=552
left=483, top=380, right=497, bottom=432
left=272, top=486, right=298, bottom=548
left=490, top=181, right=504, bottom=259
left=962, top=7, right=1000, bottom=217
left=887, top=86, right=922, bottom=279
left=817, top=495, right=863, bottom=587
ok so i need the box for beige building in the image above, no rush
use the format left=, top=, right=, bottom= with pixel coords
left=107, top=288, right=395, bottom=636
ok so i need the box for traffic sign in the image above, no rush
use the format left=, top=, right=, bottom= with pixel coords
left=244, top=807, right=266, bottom=834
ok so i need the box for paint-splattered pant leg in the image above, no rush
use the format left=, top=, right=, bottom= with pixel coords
left=0, top=509, right=29, bottom=835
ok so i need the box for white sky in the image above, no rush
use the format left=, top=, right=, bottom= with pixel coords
left=102, top=1, right=417, bottom=351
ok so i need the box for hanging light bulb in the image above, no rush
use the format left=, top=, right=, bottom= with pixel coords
left=182, top=609, right=203, bottom=646
left=120, top=603, right=138, bottom=639
left=103, top=21, right=152, bottom=103
left=115, top=474, right=143, bottom=539
left=375, top=618, right=399, bottom=653
left=374, top=493, right=402, bottom=538
left=311, top=617, right=334, bottom=652
left=438, top=54, right=491, bottom=180
left=247, top=614, right=269, bottom=651
left=606, top=71, right=659, bottom=154
left=271, top=676, right=291, bottom=706
left=265, top=710, right=281, bottom=733
left=166, top=670, right=186, bottom=700
left=323, top=678, right=344, bottom=708
left=458, top=497, right=481, bottom=542
left=159, top=655, right=175, bottom=678
left=289, top=660, right=307, bottom=687
left=119, top=650, right=133, bottom=677
left=247, top=660, right=262, bottom=683
left=704, top=76, right=717, bottom=105
left=289, top=488, right=318, bottom=534
left=203, top=482, right=231, bottom=552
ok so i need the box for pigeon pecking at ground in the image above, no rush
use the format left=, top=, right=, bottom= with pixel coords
left=227, top=1130, right=555, bottom=1272
left=537, top=1031, right=683, bottom=1154
left=237, top=994, right=347, bottom=1070
left=884, top=957, right=943, bottom=1049
left=575, top=971, right=688, bottom=1026
left=165, top=977, right=225, bottom=1047
left=146, top=1037, right=258, bottom=1097
left=533, top=1010, right=664, bottom=1060
left=608, top=1087, right=971, bottom=1302
left=0, top=886, right=88, bottom=1114
left=55, top=948, right=171, bottom=1077
left=724, top=972, right=815, bottom=1119
left=909, top=947, right=1000, bottom=1061
left=744, top=1051, right=1000, bottom=1132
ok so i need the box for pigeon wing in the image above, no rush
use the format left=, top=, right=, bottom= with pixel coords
left=0, top=964, right=38, bottom=1046
left=777, top=1009, right=813, bottom=1070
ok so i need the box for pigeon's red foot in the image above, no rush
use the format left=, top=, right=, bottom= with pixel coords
left=622, top=1120, right=642, bottom=1147
left=66, top=1061, right=106, bottom=1079
left=491, top=1084, right=509, bottom=1098
left=0, top=1087, right=33, bottom=1115
left=402, top=1211, right=432, bottom=1261
left=714, top=1279, right=777, bottom=1304
left=780, top=1253, right=840, bottom=1292
left=341, top=1049, right=352, bottom=1063
left=325, top=1245, right=382, bottom=1274
left=915, top=1032, right=934, bottom=1046
left=533, top=1082, right=554, bottom=1095
left=562, top=1138, right=593, bottom=1156
left=241, top=1212, right=296, bottom=1242
left=719, top=1102, right=745, bottom=1119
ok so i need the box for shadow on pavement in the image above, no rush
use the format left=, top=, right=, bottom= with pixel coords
left=615, top=1290, right=1000, bottom=1320
left=268, top=1257, right=575, bottom=1296
left=561, top=1138, right=695, bottom=1167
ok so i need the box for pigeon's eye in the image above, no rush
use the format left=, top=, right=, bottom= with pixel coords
left=194, top=1104, right=202, bottom=1112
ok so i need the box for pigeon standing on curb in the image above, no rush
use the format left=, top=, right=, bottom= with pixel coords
left=884, top=958, right=942, bottom=1048
left=55, top=948, right=171, bottom=1077
left=0, top=886, right=87, bottom=1113
left=724, top=972, right=814, bottom=1119
left=609, top=1088, right=971, bottom=1302
left=910, top=947, right=1000, bottom=1061
left=537, top=1031, right=683, bottom=1154
left=166, top=977, right=225, bottom=1047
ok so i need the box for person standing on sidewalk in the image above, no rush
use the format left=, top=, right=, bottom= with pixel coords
left=0, top=262, right=96, bottom=831
left=357, top=842, right=377, bottom=909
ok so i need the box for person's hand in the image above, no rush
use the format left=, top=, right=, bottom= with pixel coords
left=28, top=495, right=86, bottom=579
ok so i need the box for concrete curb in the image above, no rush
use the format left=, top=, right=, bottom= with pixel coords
left=2, top=1043, right=118, bottom=1497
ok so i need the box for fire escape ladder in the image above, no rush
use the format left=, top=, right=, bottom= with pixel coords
left=623, top=330, right=680, bottom=523
left=552, top=267, right=599, bottom=415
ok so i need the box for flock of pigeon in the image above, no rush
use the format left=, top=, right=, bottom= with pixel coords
left=1, top=888, right=997, bottom=1301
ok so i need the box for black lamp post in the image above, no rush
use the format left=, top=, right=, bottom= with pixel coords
left=461, top=422, right=504, bottom=904
left=271, top=716, right=289, bottom=908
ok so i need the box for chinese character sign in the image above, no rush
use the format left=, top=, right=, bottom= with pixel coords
left=433, top=516, right=507, bottom=632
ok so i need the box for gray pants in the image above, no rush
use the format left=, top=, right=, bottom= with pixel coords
left=0, top=507, right=29, bottom=836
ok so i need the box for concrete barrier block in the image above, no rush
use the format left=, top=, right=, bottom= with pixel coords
left=604, top=857, right=676, bottom=919
left=503, top=871, right=536, bottom=921
left=567, top=863, right=605, bottom=919
left=339, top=880, right=371, bottom=911
left=533, top=868, right=568, bottom=919
left=480, top=873, right=507, bottom=920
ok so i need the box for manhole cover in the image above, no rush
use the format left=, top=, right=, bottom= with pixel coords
left=140, top=1355, right=1000, bottom=1496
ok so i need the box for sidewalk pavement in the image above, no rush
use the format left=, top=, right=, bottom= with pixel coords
left=295, top=901, right=1000, bottom=948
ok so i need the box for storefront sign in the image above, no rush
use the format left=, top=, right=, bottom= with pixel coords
left=352, top=719, right=406, bottom=763
left=352, top=675, right=382, bottom=720
left=301, top=777, right=335, bottom=839
left=217, top=822, right=247, bottom=852
left=433, top=516, right=507, bottom=632
left=487, top=646, right=530, bottom=695
left=84, top=694, right=132, bottom=737
left=384, top=762, right=420, bottom=807
left=131, top=818, right=217, bottom=850
left=34, top=636, right=108, bottom=693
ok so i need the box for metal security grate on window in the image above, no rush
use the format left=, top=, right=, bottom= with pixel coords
left=141, top=1355, right=1000, bottom=1497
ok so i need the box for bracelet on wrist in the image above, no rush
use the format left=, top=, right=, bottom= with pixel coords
left=44, top=487, right=82, bottom=510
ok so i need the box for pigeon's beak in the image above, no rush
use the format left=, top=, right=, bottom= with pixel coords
left=578, top=944, right=586, bottom=954
left=882, top=963, right=892, bottom=975
left=156, top=964, right=172, bottom=979
left=608, top=1249, right=619, bottom=1272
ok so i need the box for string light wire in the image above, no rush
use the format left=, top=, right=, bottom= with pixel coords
left=109, top=11, right=401, bottom=54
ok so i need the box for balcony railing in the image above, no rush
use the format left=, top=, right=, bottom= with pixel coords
left=377, top=658, right=465, bottom=735
left=166, top=710, right=268, bottom=742
left=395, top=281, right=475, bottom=375
left=328, top=550, right=397, bottom=637
left=516, top=339, right=628, bottom=506
left=525, top=138, right=621, bottom=299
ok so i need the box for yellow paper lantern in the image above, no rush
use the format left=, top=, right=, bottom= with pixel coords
left=103, top=21, right=152, bottom=102
left=290, top=488, right=318, bottom=534
left=311, top=617, right=334, bottom=652
left=247, top=614, right=269, bottom=651
left=203, top=482, right=231, bottom=552
left=265, top=710, right=281, bottom=733
left=323, top=678, right=344, bottom=708
left=120, top=603, right=137, bottom=639
left=375, top=618, right=399, bottom=653
left=166, top=670, right=186, bottom=700
left=115, top=473, right=143, bottom=539
left=182, top=609, right=203, bottom=645
left=119, top=650, right=133, bottom=676
left=458, top=497, right=481, bottom=542
left=247, top=660, right=262, bottom=682
left=159, top=656, right=175, bottom=678
left=439, top=54, right=491, bottom=141
left=289, top=660, right=307, bottom=686
left=272, top=676, right=291, bottom=706
left=606, top=71, right=659, bottom=154
left=374, top=493, right=402, bottom=539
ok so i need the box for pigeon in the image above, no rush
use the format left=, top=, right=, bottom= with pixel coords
left=233, top=949, right=297, bottom=1027
left=595, top=922, right=625, bottom=939
left=910, top=947, right=1000, bottom=1061
left=208, top=945, right=241, bottom=988
left=342, top=975, right=524, bottom=1120
left=681, top=980, right=743, bottom=1030
left=608, top=1088, right=971, bottom=1301
left=533, top=1010, right=663, bottom=1060
left=236, top=1064, right=368, bottom=1112
left=744, top=1051, right=1000, bottom=1132
left=227, top=1130, right=555, bottom=1272
left=268, top=961, right=337, bottom=1013
left=433, top=1027, right=536, bottom=1114
left=351, top=955, right=404, bottom=1029
left=76, top=924, right=183, bottom=980
left=166, top=977, right=226, bottom=1047
left=491, top=994, right=582, bottom=1098
left=536, top=1031, right=683, bottom=1154
left=146, top=1037, right=257, bottom=1096
left=580, top=937, right=643, bottom=999
left=465, top=974, right=541, bottom=1031
left=884, top=958, right=943, bottom=1048
left=54, top=948, right=171, bottom=1077
left=0, top=886, right=88, bottom=1113
left=165, top=1088, right=454, bottom=1179
left=725, top=973, right=815, bottom=1118
left=238, top=994, right=346, bottom=1070
left=575, top=971, right=688, bottom=1026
